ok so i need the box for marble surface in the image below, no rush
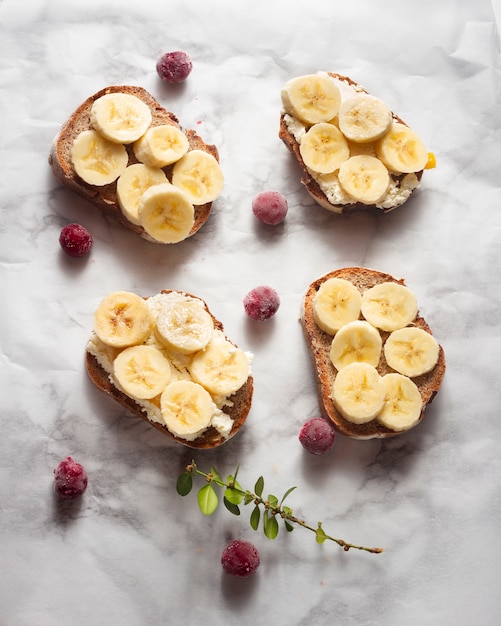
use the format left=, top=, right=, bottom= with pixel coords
left=1, top=0, right=501, bottom=624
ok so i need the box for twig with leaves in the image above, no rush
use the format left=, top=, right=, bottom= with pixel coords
left=176, top=461, right=384, bottom=554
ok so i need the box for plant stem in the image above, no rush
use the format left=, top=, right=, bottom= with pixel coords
left=186, top=463, right=384, bottom=554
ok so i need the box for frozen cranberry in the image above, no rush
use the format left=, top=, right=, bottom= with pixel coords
left=252, top=191, right=288, bottom=225
left=156, top=51, right=193, bottom=83
left=243, top=286, right=280, bottom=321
left=53, top=456, right=88, bottom=499
left=221, top=540, right=260, bottom=577
left=59, top=223, right=93, bottom=257
left=299, top=417, right=336, bottom=455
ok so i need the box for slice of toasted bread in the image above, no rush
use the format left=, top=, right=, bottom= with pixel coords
left=49, top=85, right=219, bottom=243
left=301, top=267, right=445, bottom=439
left=279, top=72, right=425, bottom=214
left=86, top=290, right=253, bottom=449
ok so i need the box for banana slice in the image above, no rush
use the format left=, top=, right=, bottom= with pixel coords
left=116, top=164, right=168, bottom=225
left=384, top=327, right=439, bottom=378
left=94, top=291, right=153, bottom=348
left=338, top=155, right=390, bottom=204
left=156, top=296, right=214, bottom=354
left=313, top=277, right=362, bottom=335
left=329, top=320, right=382, bottom=370
left=376, top=122, right=428, bottom=174
left=133, top=124, right=190, bottom=168
left=332, top=362, right=385, bottom=424
left=138, top=182, right=195, bottom=244
left=281, top=74, right=341, bottom=125
left=160, top=380, right=214, bottom=440
left=377, top=373, right=423, bottom=431
left=299, top=122, right=350, bottom=174
left=338, top=94, right=393, bottom=143
left=71, top=129, right=128, bottom=186
left=189, top=333, right=250, bottom=397
left=171, top=150, right=224, bottom=205
left=90, top=92, right=152, bottom=144
left=361, top=282, right=418, bottom=332
left=113, top=345, right=172, bottom=400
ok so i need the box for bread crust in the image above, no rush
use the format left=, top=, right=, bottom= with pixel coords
left=49, top=85, right=219, bottom=242
left=279, top=73, right=424, bottom=214
left=301, top=268, right=445, bottom=439
left=86, top=290, right=253, bottom=449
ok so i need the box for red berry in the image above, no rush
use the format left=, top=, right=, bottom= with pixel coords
left=221, top=540, right=260, bottom=577
left=243, top=286, right=280, bottom=321
left=156, top=51, right=193, bottom=83
left=53, top=456, right=88, bottom=500
left=299, top=417, right=336, bottom=455
left=252, top=190, right=288, bottom=225
left=59, top=223, right=93, bottom=257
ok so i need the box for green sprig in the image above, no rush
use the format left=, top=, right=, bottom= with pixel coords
left=176, top=461, right=384, bottom=554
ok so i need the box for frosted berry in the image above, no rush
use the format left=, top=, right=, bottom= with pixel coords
left=221, top=540, right=260, bottom=577
left=59, top=223, right=93, bottom=257
left=252, top=190, right=288, bottom=225
left=299, top=417, right=336, bottom=455
left=156, top=51, right=193, bottom=83
left=243, top=286, right=280, bottom=321
left=53, top=456, right=88, bottom=500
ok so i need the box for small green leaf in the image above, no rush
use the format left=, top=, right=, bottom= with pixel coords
left=224, top=487, right=243, bottom=505
left=255, top=476, right=264, bottom=497
left=197, top=484, right=218, bottom=515
left=280, top=486, right=297, bottom=505
left=282, top=505, right=293, bottom=517
left=316, top=524, right=328, bottom=544
left=267, top=494, right=279, bottom=508
left=243, top=492, right=254, bottom=505
left=263, top=511, right=279, bottom=539
left=223, top=497, right=241, bottom=516
left=284, top=520, right=294, bottom=532
left=176, top=472, right=193, bottom=496
left=210, top=466, right=225, bottom=487
left=250, top=505, right=261, bottom=530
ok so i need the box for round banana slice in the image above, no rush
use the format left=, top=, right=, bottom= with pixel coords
left=156, top=297, right=214, bottom=354
left=90, top=93, right=152, bottom=144
left=113, top=345, right=172, bottom=400
left=116, top=164, right=168, bottom=225
left=338, top=94, right=393, bottom=143
left=133, top=124, right=190, bottom=168
left=384, top=327, right=439, bottom=378
left=138, top=182, right=195, bottom=244
left=376, top=122, right=428, bottom=174
left=299, top=122, right=350, bottom=174
left=281, top=74, right=341, bottom=125
left=377, top=373, right=423, bottom=432
left=313, top=277, right=362, bottom=335
left=332, top=362, right=385, bottom=424
left=189, top=335, right=250, bottom=397
left=171, top=150, right=224, bottom=205
left=160, top=380, right=214, bottom=440
left=71, top=129, right=128, bottom=186
left=338, top=155, right=390, bottom=205
left=361, top=282, right=418, bottom=332
left=329, top=320, right=382, bottom=370
left=94, top=291, right=153, bottom=348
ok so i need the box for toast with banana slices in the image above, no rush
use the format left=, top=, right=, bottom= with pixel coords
left=279, top=72, right=434, bottom=214
left=301, top=267, right=445, bottom=439
left=49, top=85, right=223, bottom=244
left=86, top=289, right=253, bottom=449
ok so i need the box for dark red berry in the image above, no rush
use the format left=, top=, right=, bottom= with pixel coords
left=156, top=51, right=193, bottom=83
left=243, top=286, right=280, bottom=321
left=54, top=456, right=88, bottom=500
left=252, top=190, right=288, bottom=225
left=221, top=540, right=260, bottom=577
left=299, top=417, right=336, bottom=455
left=59, top=223, right=93, bottom=257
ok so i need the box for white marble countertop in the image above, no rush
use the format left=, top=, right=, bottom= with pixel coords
left=2, top=0, right=501, bottom=624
